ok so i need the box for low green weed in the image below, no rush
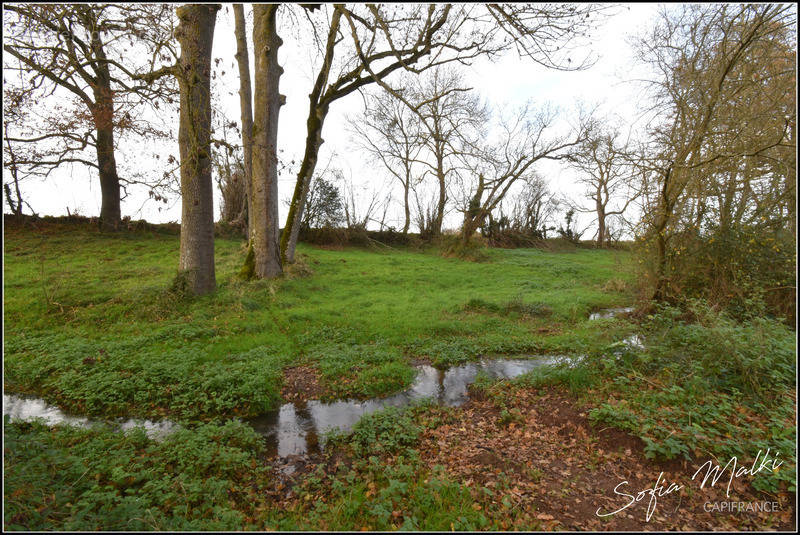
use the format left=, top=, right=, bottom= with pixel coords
left=3, top=418, right=266, bottom=531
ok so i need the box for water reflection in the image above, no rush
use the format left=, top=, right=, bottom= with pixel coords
left=588, top=307, right=634, bottom=320
left=622, top=334, right=644, bottom=349
left=249, top=357, right=561, bottom=457
left=3, top=356, right=567, bottom=458
left=2, top=394, right=177, bottom=440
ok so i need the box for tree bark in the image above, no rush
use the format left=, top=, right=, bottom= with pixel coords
left=433, top=149, right=446, bottom=236
left=95, top=124, right=121, bottom=230
left=461, top=217, right=479, bottom=246
left=249, top=4, right=283, bottom=278
left=233, top=4, right=254, bottom=240
left=596, top=192, right=606, bottom=248
left=281, top=105, right=328, bottom=264
left=175, top=4, right=219, bottom=295
left=402, top=179, right=411, bottom=234
left=652, top=166, right=673, bottom=301
left=461, top=174, right=485, bottom=245
left=89, top=28, right=122, bottom=231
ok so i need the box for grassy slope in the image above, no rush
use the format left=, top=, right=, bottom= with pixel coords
left=4, top=222, right=636, bottom=420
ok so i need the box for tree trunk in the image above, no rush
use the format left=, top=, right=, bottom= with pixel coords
left=461, top=217, right=478, bottom=246
left=91, top=73, right=121, bottom=230
left=4, top=127, right=25, bottom=216
left=433, top=150, right=446, bottom=236
left=596, top=199, right=606, bottom=248
left=95, top=123, right=121, bottom=230
left=175, top=4, right=219, bottom=295
left=83, top=12, right=122, bottom=231
left=233, top=4, right=254, bottom=240
left=281, top=104, right=328, bottom=265
left=280, top=8, right=343, bottom=264
left=402, top=179, right=411, bottom=234
left=249, top=4, right=283, bottom=278
left=462, top=175, right=485, bottom=245
left=652, top=167, right=673, bottom=301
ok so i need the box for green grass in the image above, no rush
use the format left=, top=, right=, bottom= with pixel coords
left=263, top=402, right=500, bottom=530
left=3, top=417, right=266, bottom=531
left=4, top=221, right=636, bottom=419
left=475, top=301, right=797, bottom=494
left=3, top=220, right=795, bottom=531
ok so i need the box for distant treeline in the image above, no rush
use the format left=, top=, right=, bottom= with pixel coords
left=4, top=214, right=632, bottom=251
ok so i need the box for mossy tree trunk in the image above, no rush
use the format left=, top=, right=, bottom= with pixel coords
left=461, top=173, right=486, bottom=246
left=175, top=4, right=219, bottom=295
left=281, top=104, right=328, bottom=265
left=280, top=9, right=342, bottom=266
left=233, top=3, right=254, bottom=241
left=651, top=166, right=674, bottom=302
left=248, top=4, right=283, bottom=279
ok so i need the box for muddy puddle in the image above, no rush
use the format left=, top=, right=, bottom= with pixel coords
left=588, top=306, right=643, bottom=350
left=250, top=356, right=568, bottom=458
left=3, top=357, right=564, bottom=458
left=2, top=394, right=178, bottom=439
left=4, top=308, right=641, bottom=460
left=588, top=306, right=634, bottom=320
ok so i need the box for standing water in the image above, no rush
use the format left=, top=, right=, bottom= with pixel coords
left=2, top=394, right=178, bottom=439
left=3, top=356, right=566, bottom=458
left=588, top=306, right=635, bottom=320
left=249, top=357, right=566, bottom=457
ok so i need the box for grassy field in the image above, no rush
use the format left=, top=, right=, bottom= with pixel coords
left=3, top=219, right=795, bottom=531
left=3, top=220, right=636, bottom=420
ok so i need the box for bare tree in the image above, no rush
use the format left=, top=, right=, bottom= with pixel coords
left=3, top=4, right=176, bottom=230
left=211, top=105, right=246, bottom=227
left=279, top=3, right=610, bottom=264
left=568, top=125, right=639, bottom=247
left=338, top=168, right=380, bottom=231
left=349, top=85, right=424, bottom=235
left=3, top=87, right=38, bottom=217
left=508, top=172, right=561, bottom=238
left=457, top=104, right=592, bottom=246
left=482, top=175, right=565, bottom=244
left=632, top=3, right=796, bottom=300
left=351, top=67, right=487, bottom=238
left=218, top=166, right=247, bottom=226
left=411, top=180, right=439, bottom=237
left=409, top=67, right=489, bottom=237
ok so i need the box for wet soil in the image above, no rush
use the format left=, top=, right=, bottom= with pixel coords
left=281, top=365, right=331, bottom=403
left=415, top=387, right=795, bottom=531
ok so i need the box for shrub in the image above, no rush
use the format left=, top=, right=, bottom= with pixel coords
left=348, top=406, right=423, bottom=456
left=640, top=300, right=795, bottom=398
left=440, top=234, right=490, bottom=262
left=636, top=223, right=795, bottom=323
left=583, top=301, right=796, bottom=492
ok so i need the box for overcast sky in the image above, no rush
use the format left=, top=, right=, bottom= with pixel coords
left=3, top=2, right=662, bottom=236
